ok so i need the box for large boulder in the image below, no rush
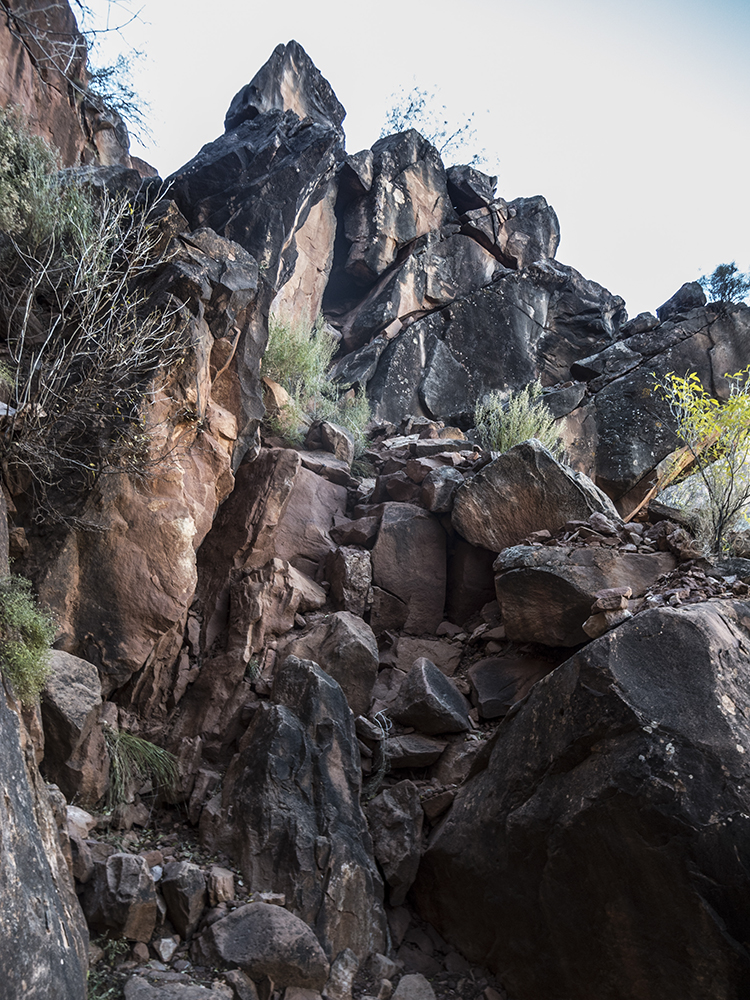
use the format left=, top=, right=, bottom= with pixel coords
left=81, top=852, right=158, bottom=942
left=460, top=194, right=560, bottom=270
left=391, top=659, right=471, bottom=735
left=563, top=301, right=750, bottom=501
left=415, top=600, right=750, bottom=1000
left=276, top=611, right=379, bottom=717
left=371, top=504, right=447, bottom=634
left=199, top=657, right=387, bottom=960
left=365, top=780, right=424, bottom=906
left=494, top=544, right=675, bottom=646
left=193, top=901, right=329, bottom=989
left=338, top=232, right=502, bottom=353
left=452, top=440, right=620, bottom=553
left=0, top=687, right=88, bottom=998
left=168, top=103, right=342, bottom=318
left=41, top=650, right=108, bottom=806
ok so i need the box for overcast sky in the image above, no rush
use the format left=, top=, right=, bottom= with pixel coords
left=86, top=0, right=750, bottom=318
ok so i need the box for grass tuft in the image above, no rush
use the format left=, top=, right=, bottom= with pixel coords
left=0, top=574, right=55, bottom=706
left=474, top=380, right=563, bottom=458
left=103, top=726, right=179, bottom=808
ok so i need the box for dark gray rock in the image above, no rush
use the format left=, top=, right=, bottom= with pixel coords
left=365, top=780, right=424, bottom=906
left=446, top=164, right=497, bottom=212
left=364, top=262, right=625, bottom=424
left=415, top=600, right=750, bottom=1000
left=224, top=40, right=346, bottom=132
left=161, top=861, right=207, bottom=939
left=0, top=687, right=88, bottom=998
left=420, top=466, right=464, bottom=513
left=467, top=655, right=554, bottom=719
left=391, top=658, right=470, bottom=735
left=194, top=901, right=329, bottom=989
left=81, top=852, right=157, bottom=942
left=452, top=440, right=619, bottom=553
left=618, top=311, right=659, bottom=337
left=167, top=109, right=342, bottom=295
left=343, top=130, right=456, bottom=287
left=656, top=280, right=706, bottom=321
left=199, top=657, right=386, bottom=960
left=386, top=734, right=447, bottom=768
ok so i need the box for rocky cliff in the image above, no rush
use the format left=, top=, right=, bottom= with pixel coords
left=2, top=8, right=750, bottom=1000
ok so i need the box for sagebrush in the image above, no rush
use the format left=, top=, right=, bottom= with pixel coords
left=0, top=574, right=55, bottom=706
left=474, top=380, right=562, bottom=457
left=653, top=368, right=750, bottom=554
left=0, top=108, right=189, bottom=520
left=262, top=315, right=371, bottom=455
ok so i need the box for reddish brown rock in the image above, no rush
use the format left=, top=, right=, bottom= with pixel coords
left=41, top=650, right=108, bottom=807
left=371, top=504, right=446, bottom=635
left=81, top=853, right=157, bottom=942
left=494, top=545, right=675, bottom=646
left=326, top=546, right=372, bottom=618
left=452, top=440, right=619, bottom=554
left=467, top=655, right=554, bottom=719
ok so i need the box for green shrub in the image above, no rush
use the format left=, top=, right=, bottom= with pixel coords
left=0, top=575, right=56, bottom=706
left=474, top=380, right=562, bottom=457
left=262, top=315, right=371, bottom=456
left=103, top=725, right=179, bottom=808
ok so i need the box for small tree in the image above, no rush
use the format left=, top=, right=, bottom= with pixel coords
left=653, top=368, right=750, bottom=554
left=698, top=262, right=750, bottom=304
left=380, top=85, right=485, bottom=167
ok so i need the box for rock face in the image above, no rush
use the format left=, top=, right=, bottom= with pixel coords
left=452, top=439, right=619, bottom=552
left=357, top=262, right=625, bottom=424
left=0, top=687, right=88, bottom=998
left=200, top=657, right=387, bottom=960
left=415, top=600, right=750, bottom=1000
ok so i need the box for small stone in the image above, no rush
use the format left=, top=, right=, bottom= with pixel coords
left=207, top=866, right=235, bottom=906
left=153, top=937, right=179, bottom=963
left=132, top=942, right=149, bottom=963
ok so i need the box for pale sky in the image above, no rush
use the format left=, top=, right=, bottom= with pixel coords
left=86, top=0, right=750, bottom=319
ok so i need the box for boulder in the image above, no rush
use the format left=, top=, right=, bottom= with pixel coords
left=161, top=861, right=207, bottom=939
left=199, top=657, right=387, bottom=960
left=415, top=600, right=750, bottom=1000
left=371, top=504, right=447, bottom=634
left=324, top=947, right=359, bottom=1000
left=365, top=780, right=424, bottom=906
left=326, top=546, right=372, bottom=619
left=420, top=466, right=464, bottom=513
left=224, top=40, right=346, bottom=131
left=277, top=612, right=379, bottom=717
left=391, top=659, right=471, bottom=735
left=81, top=852, right=157, bottom=942
left=194, top=901, right=329, bottom=989
left=386, top=735, right=447, bottom=769
left=452, top=440, right=620, bottom=553
left=41, top=650, right=107, bottom=807
left=391, top=974, right=436, bottom=1000
left=395, top=637, right=462, bottom=677
left=656, top=280, right=706, bottom=322
left=461, top=195, right=560, bottom=270
left=338, top=233, right=501, bottom=353
left=494, top=544, right=675, bottom=646
left=0, top=683, right=88, bottom=998
left=124, top=976, right=228, bottom=999
left=343, top=130, right=455, bottom=287
left=446, top=165, right=497, bottom=213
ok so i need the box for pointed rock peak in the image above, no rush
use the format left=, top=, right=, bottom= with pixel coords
left=224, top=40, right=346, bottom=132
